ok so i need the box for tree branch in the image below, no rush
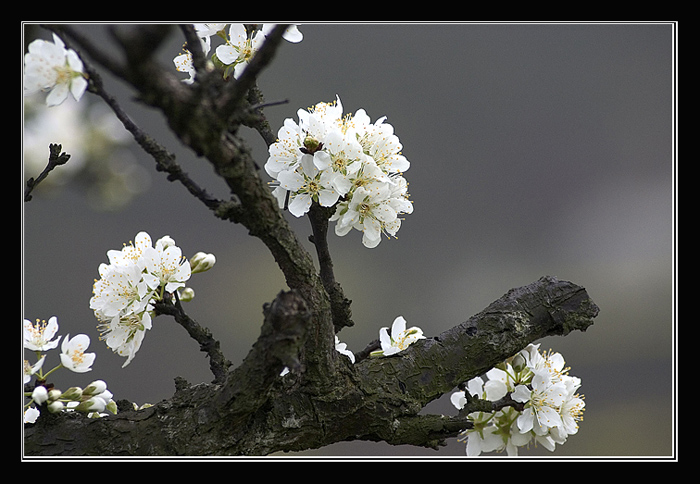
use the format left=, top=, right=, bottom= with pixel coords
left=24, top=276, right=598, bottom=456
left=24, top=144, right=71, bottom=202
left=308, top=203, right=354, bottom=331
left=354, top=276, right=599, bottom=413
left=216, top=24, right=288, bottom=122
left=153, top=293, right=231, bottom=385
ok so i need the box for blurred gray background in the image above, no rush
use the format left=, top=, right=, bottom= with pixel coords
left=22, top=22, right=675, bottom=457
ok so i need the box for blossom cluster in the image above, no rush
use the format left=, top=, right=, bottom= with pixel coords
left=451, top=343, right=585, bottom=456
left=24, top=33, right=87, bottom=107
left=24, top=316, right=116, bottom=423
left=265, top=96, right=413, bottom=248
left=90, top=231, right=215, bottom=367
left=174, top=23, right=302, bottom=83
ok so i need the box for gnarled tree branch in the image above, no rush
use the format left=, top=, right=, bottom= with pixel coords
left=24, top=276, right=598, bottom=456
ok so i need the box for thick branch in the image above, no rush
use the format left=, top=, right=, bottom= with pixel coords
left=214, top=290, right=310, bottom=420
left=354, top=276, right=599, bottom=413
left=24, top=276, right=598, bottom=456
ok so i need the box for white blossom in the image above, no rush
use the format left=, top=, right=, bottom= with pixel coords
left=24, top=406, right=41, bottom=424
left=24, top=316, right=61, bottom=351
left=452, top=343, right=585, bottom=456
left=374, top=316, right=425, bottom=356
left=175, top=24, right=302, bottom=83
left=59, top=334, right=96, bottom=373
left=261, top=24, right=303, bottom=43
left=215, top=24, right=266, bottom=79
left=90, top=231, right=208, bottom=366
left=24, top=33, right=87, bottom=106
left=265, top=95, right=412, bottom=248
left=24, top=357, right=45, bottom=384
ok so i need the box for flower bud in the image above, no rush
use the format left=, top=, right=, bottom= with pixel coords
left=60, top=386, right=83, bottom=401
left=83, top=379, right=107, bottom=396
left=47, top=400, right=65, bottom=413
left=511, top=353, right=526, bottom=372
left=48, top=388, right=62, bottom=401
left=190, top=252, right=216, bottom=273
left=157, top=235, right=175, bottom=249
left=178, top=287, right=195, bottom=302
left=31, top=386, right=48, bottom=405
left=94, top=390, right=113, bottom=402
left=106, top=399, right=118, bottom=414
left=75, top=396, right=106, bottom=413
left=303, top=135, right=322, bottom=154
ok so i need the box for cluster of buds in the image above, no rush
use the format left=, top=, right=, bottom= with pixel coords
left=28, top=379, right=116, bottom=420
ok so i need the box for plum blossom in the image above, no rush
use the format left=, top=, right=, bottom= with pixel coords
left=90, top=231, right=209, bottom=367
left=265, top=95, right=413, bottom=248
left=59, top=334, right=96, bottom=373
left=277, top=153, right=340, bottom=217
left=24, top=33, right=87, bottom=106
left=24, top=316, right=61, bottom=352
left=261, top=24, right=303, bottom=43
left=513, top=370, right=567, bottom=434
left=335, top=336, right=355, bottom=364
left=173, top=24, right=302, bottom=83
left=23, top=315, right=118, bottom=420
left=372, top=316, right=425, bottom=357
left=451, top=343, right=585, bottom=456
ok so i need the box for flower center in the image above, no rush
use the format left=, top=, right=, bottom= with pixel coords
left=26, top=319, right=49, bottom=344
left=67, top=345, right=86, bottom=365
left=52, top=63, right=77, bottom=85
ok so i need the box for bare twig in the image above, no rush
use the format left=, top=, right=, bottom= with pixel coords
left=24, top=144, right=70, bottom=202
left=153, top=293, right=231, bottom=384
left=307, top=203, right=354, bottom=331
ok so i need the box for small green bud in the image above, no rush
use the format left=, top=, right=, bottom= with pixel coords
left=106, top=400, right=118, bottom=415
left=190, top=252, right=216, bottom=273
left=302, top=135, right=323, bottom=154
left=74, top=396, right=106, bottom=413
left=83, top=380, right=107, bottom=396
left=47, top=400, right=65, bottom=413
left=178, top=287, right=195, bottom=302
left=60, top=386, right=83, bottom=401
left=511, top=353, right=526, bottom=372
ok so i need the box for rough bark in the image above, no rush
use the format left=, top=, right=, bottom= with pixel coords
left=24, top=26, right=599, bottom=456
left=24, top=276, right=598, bottom=456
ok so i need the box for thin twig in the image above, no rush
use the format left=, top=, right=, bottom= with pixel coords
left=24, top=144, right=70, bottom=202
left=154, top=293, right=231, bottom=384
left=307, top=203, right=354, bottom=331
